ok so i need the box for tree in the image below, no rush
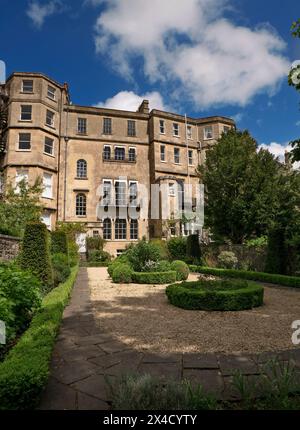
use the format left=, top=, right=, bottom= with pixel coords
left=198, top=129, right=283, bottom=244
left=288, top=19, right=300, bottom=162
left=0, top=178, right=43, bottom=237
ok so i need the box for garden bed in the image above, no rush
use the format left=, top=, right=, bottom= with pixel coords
left=166, top=279, right=264, bottom=311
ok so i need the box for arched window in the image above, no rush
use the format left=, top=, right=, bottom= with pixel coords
left=77, top=159, right=87, bottom=178
left=103, top=218, right=112, bottom=240
left=130, top=219, right=138, bottom=240
left=115, top=219, right=127, bottom=240
left=76, top=193, right=86, bottom=216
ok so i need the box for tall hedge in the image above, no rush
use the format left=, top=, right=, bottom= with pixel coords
left=265, top=228, right=287, bottom=275
left=20, top=222, right=54, bottom=293
left=186, top=234, right=201, bottom=261
left=51, top=230, right=69, bottom=256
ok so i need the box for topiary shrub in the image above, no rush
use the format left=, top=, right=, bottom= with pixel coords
left=132, top=271, right=177, bottom=284
left=107, top=254, right=132, bottom=277
left=155, top=260, right=172, bottom=272
left=88, top=249, right=111, bottom=264
left=51, top=230, right=69, bottom=257
left=167, top=237, right=187, bottom=261
left=170, top=260, right=190, bottom=281
left=52, top=253, right=71, bottom=287
left=112, top=264, right=133, bottom=283
left=186, top=234, right=201, bottom=263
left=166, top=279, right=264, bottom=311
left=217, top=251, right=238, bottom=269
left=126, top=239, right=161, bottom=272
left=19, top=222, right=54, bottom=293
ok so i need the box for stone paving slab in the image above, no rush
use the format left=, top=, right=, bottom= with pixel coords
left=39, top=268, right=300, bottom=410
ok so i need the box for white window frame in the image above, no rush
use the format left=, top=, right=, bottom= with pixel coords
left=103, top=218, right=112, bottom=240
left=223, top=125, right=231, bottom=133
left=103, top=145, right=111, bottom=160
left=22, top=80, right=33, bottom=93
left=18, top=133, right=31, bottom=151
left=20, top=105, right=32, bottom=121
left=173, top=123, right=179, bottom=137
left=174, top=147, right=180, bottom=164
left=47, top=85, right=56, bottom=100
left=114, top=146, right=126, bottom=161
left=160, top=144, right=166, bottom=162
left=127, top=120, right=136, bottom=137
left=44, top=136, right=54, bottom=156
left=128, top=147, right=136, bottom=162
left=41, top=211, right=52, bottom=230
left=114, top=179, right=127, bottom=206
left=42, top=173, right=53, bottom=199
left=129, top=180, right=138, bottom=205
left=76, top=193, right=87, bottom=217
left=46, top=109, right=55, bottom=128
left=76, top=159, right=87, bottom=179
left=204, top=126, right=213, bottom=140
left=187, top=125, right=192, bottom=139
left=115, top=219, right=127, bottom=240
left=159, top=119, right=165, bottom=134
left=15, top=170, right=29, bottom=193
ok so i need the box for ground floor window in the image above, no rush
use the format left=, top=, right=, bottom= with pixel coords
left=41, top=211, right=51, bottom=230
left=103, top=218, right=112, bottom=239
left=115, top=219, right=127, bottom=240
left=130, top=219, right=138, bottom=240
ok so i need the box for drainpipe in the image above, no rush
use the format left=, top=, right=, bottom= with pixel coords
left=63, top=103, right=70, bottom=221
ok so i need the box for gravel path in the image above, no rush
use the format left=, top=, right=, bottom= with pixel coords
left=89, top=268, right=300, bottom=355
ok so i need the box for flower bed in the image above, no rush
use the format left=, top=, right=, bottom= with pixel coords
left=188, top=266, right=300, bottom=288
left=166, top=279, right=264, bottom=311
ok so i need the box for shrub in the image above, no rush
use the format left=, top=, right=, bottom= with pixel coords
left=0, top=266, right=78, bottom=410
left=155, top=260, right=172, bottom=272
left=52, top=253, right=71, bottom=287
left=112, top=264, right=133, bottom=283
left=0, top=266, right=41, bottom=335
left=132, top=271, right=177, bottom=284
left=265, top=229, right=287, bottom=275
left=68, top=240, right=79, bottom=267
left=86, top=236, right=105, bottom=260
left=126, top=240, right=161, bottom=272
left=167, top=237, right=187, bottom=261
left=51, top=230, right=68, bottom=256
left=186, top=234, right=201, bottom=262
left=188, top=266, right=300, bottom=289
left=110, top=374, right=217, bottom=410
left=217, top=251, right=238, bottom=269
left=170, top=260, right=189, bottom=281
left=166, top=279, right=264, bottom=311
left=150, top=239, right=170, bottom=260
left=19, top=222, right=53, bottom=293
left=88, top=249, right=111, bottom=263
left=107, top=254, right=132, bottom=277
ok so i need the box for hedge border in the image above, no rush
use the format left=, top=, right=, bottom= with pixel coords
left=189, top=266, right=300, bottom=288
left=132, top=271, right=177, bottom=284
left=166, top=279, right=264, bottom=311
left=0, top=265, right=79, bottom=410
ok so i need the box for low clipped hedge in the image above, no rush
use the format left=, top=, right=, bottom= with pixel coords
left=166, top=279, right=264, bottom=311
left=0, top=266, right=79, bottom=410
left=170, top=260, right=189, bottom=281
left=112, top=264, right=133, bottom=283
left=189, top=266, right=300, bottom=288
left=132, top=271, right=177, bottom=284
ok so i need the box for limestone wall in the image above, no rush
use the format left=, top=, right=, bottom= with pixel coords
left=0, top=234, right=20, bottom=261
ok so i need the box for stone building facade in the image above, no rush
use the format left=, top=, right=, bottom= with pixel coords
left=0, top=72, right=235, bottom=256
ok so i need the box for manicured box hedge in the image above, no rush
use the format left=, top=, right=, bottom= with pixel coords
left=0, top=266, right=79, bottom=410
left=166, top=279, right=264, bottom=311
left=188, top=266, right=300, bottom=288
left=132, top=271, right=177, bottom=284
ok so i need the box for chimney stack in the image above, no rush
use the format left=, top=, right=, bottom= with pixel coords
left=137, top=99, right=149, bottom=114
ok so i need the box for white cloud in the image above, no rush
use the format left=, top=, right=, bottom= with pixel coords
left=231, top=113, right=244, bottom=123
left=95, top=90, right=167, bottom=112
left=27, top=0, right=63, bottom=28
left=259, top=142, right=300, bottom=169
left=296, top=120, right=300, bottom=126
left=94, top=0, right=289, bottom=109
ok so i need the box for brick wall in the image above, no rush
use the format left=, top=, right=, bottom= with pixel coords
left=0, top=234, right=20, bottom=261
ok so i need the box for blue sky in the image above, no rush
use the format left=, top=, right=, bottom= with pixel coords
left=0, top=0, right=300, bottom=159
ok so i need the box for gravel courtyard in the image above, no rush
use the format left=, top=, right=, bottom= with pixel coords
left=89, top=268, right=300, bottom=355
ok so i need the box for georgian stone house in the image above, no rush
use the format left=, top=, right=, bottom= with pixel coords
left=0, top=72, right=234, bottom=255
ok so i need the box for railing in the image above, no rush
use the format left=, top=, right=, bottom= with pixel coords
left=102, top=154, right=137, bottom=163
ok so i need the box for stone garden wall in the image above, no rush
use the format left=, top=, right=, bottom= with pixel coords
left=0, top=234, right=20, bottom=261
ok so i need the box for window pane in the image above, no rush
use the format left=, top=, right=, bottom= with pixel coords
left=78, top=118, right=87, bottom=134
left=187, top=126, right=192, bottom=139
left=22, top=80, right=33, bottom=93
left=128, top=120, right=136, bottom=136
left=160, top=145, right=165, bottom=161
left=21, top=105, right=32, bottom=121
left=46, top=110, right=54, bottom=127
left=130, top=219, right=138, bottom=240
left=188, top=150, right=193, bottom=165
left=103, top=180, right=112, bottom=205
left=44, top=137, right=54, bottom=155
left=115, top=181, right=126, bottom=206
left=173, top=123, right=179, bottom=136
left=159, top=120, right=165, bottom=134
left=103, top=118, right=112, bottom=134
left=47, top=85, right=56, bottom=100
left=19, top=133, right=31, bottom=150
left=115, top=219, right=127, bottom=240
left=129, top=148, right=136, bottom=161
left=77, top=159, right=87, bottom=178
left=174, top=148, right=180, bottom=163
left=103, top=146, right=111, bottom=160
left=16, top=170, right=29, bottom=193
left=103, top=218, right=112, bottom=239
left=115, top=147, right=125, bottom=160
left=204, top=126, right=213, bottom=139
left=76, top=194, right=86, bottom=216
left=43, top=173, right=52, bottom=199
